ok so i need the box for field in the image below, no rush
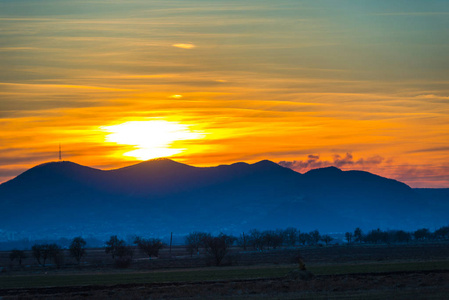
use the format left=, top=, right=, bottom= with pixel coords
left=1, top=243, right=449, bottom=299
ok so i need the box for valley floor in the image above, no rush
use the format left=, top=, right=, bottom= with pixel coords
left=1, top=265, right=449, bottom=299
left=1, top=243, right=449, bottom=299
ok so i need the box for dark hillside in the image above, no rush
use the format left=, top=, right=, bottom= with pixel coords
left=0, top=159, right=446, bottom=238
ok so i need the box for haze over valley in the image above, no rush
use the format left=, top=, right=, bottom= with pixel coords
left=1, top=158, right=447, bottom=243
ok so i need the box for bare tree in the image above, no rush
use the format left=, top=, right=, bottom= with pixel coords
left=392, top=230, right=411, bottom=243
left=134, top=237, right=164, bottom=258
left=248, top=229, right=264, bottom=251
left=345, top=232, right=353, bottom=244
left=114, top=244, right=134, bottom=268
left=434, top=226, right=449, bottom=240
left=185, top=232, right=210, bottom=256
left=354, top=227, right=363, bottom=243
left=365, top=229, right=389, bottom=244
left=283, top=227, right=298, bottom=247
left=237, top=232, right=248, bottom=251
left=70, top=237, right=87, bottom=264
left=298, top=232, right=309, bottom=246
left=203, top=233, right=236, bottom=266
left=414, top=228, right=430, bottom=241
left=10, top=249, right=27, bottom=267
left=51, top=245, right=64, bottom=269
left=32, top=243, right=62, bottom=267
left=310, top=230, right=321, bottom=245
left=321, top=234, right=333, bottom=246
left=262, top=230, right=284, bottom=249
left=32, top=244, right=43, bottom=266
left=105, top=235, right=125, bottom=259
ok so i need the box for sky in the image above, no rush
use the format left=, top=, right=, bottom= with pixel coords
left=0, top=0, right=448, bottom=188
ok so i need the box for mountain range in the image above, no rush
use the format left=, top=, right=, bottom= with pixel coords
left=0, top=158, right=448, bottom=240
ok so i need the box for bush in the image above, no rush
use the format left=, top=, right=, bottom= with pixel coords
left=185, top=232, right=210, bottom=256
left=203, top=233, right=236, bottom=266
left=134, top=237, right=164, bottom=258
left=105, top=235, right=125, bottom=259
left=32, top=243, right=61, bottom=267
left=114, top=257, right=133, bottom=268
left=9, top=250, right=27, bottom=267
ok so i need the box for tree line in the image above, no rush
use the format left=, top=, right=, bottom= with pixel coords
left=9, top=225, right=449, bottom=268
left=9, top=237, right=86, bottom=268
left=8, top=235, right=164, bottom=269
left=345, top=226, right=449, bottom=245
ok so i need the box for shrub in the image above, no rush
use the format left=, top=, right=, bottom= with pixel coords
left=203, top=233, right=236, bottom=266
left=9, top=250, right=27, bottom=267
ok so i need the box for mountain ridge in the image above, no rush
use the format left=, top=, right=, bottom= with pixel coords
left=0, top=158, right=447, bottom=239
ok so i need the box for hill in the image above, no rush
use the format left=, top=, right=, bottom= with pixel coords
left=0, top=159, right=447, bottom=239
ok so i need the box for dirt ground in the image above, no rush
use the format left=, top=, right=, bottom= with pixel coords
left=1, top=270, right=449, bottom=299
left=1, top=243, right=449, bottom=299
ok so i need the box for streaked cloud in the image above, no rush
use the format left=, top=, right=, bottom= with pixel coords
left=279, top=153, right=385, bottom=173
left=0, top=0, right=448, bottom=187
left=278, top=154, right=449, bottom=188
left=172, top=43, right=196, bottom=49
left=408, top=147, right=449, bottom=154
left=374, top=12, right=449, bottom=16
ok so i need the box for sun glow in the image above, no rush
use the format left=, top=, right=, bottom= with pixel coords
left=101, top=120, right=205, bottom=160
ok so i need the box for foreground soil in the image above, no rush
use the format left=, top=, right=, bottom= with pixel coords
left=2, top=243, right=449, bottom=298
left=1, top=269, right=449, bottom=299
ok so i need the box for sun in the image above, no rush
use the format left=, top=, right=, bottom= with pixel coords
left=101, top=120, right=205, bottom=160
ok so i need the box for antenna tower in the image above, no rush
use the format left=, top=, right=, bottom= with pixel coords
left=59, top=143, right=62, bottom=161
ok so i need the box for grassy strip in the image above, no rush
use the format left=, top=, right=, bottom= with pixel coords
left=309, top=260, right=449, bottom=275
left=0, top=267, right=293, bottom=289
left=1, top=260, right=449, bottom=289
left=228, top=288, right=449, bottom=300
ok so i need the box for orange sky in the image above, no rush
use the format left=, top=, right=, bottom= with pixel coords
left=1, top=1, right=448, bottom=188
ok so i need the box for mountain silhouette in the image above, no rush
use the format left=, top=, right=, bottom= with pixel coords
left=0, top=159, right=446, bottom=239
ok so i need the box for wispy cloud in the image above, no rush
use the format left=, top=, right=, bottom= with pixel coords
left=408, top=147, right=449, bottom=154
left=374, top=12, right=449, bottom=16
left=172, top=43, right=196, bottom=49
left=278, top=154, right=449, bottom=188
left=0, top=0, right=448, bottom=187
left=279, top=153, right=385, bottom=174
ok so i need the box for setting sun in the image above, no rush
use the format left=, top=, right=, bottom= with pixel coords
left=101, top=120, right=205, bottom=160
left=0, top=0, right=448, bottom=189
